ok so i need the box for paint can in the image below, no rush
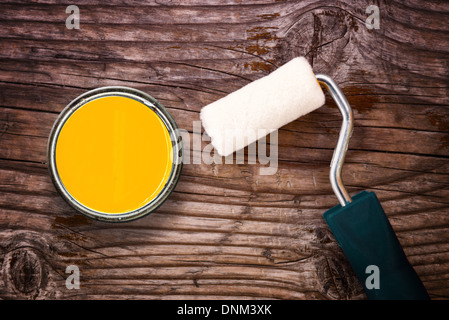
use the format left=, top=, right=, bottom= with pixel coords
left=47, top=86, right=182, bottom=222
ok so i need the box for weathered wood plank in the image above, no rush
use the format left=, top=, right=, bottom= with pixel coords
left=0, top=0, right=448, bottom=300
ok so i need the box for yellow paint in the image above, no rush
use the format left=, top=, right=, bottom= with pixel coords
left=55, top=96, right=173, bottom=214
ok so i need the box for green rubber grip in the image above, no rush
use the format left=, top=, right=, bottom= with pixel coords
left=323, top=191, right=429, bottom=300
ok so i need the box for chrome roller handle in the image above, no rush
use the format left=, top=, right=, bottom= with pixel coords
left=315, top=74, right=354, bottom=207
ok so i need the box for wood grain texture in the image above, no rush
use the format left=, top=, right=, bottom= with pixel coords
left=0, top=0, right=448, bottom=300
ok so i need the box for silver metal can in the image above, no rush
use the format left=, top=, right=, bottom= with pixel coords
left=47, top=86, right=183, bottom=222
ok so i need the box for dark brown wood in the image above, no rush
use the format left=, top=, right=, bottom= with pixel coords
left=0, top=0, right=448, bottom=300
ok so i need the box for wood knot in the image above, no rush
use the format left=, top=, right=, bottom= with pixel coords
left=2, top=247, right=48, bottom=299
left=314, top=227, right=335, bottom=244
left=278, top=8, right=358, bottom=74
left=315, top=254, right=364, bottom=300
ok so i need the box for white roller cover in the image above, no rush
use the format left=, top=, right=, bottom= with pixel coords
left=200, top=57, right=325, bottom=157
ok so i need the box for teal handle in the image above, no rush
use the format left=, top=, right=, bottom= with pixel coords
left=323, top=191, right=429, bottom=300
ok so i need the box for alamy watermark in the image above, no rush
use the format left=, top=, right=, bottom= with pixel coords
left=365, top=265, right=380, bottom=290
left=66, top=5, right=80, bottom=29
left=60, top=4, right=389, bottom=177
left=176, top=121, right=278, bottom=176
left=65, top=4, right=380, bottom=31
left=65, top=265, right=80, bottom=289
left=366, top=5, right=380, bottom=30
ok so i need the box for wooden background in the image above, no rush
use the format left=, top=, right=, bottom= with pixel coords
left=0, top=0, right=448, bottom=300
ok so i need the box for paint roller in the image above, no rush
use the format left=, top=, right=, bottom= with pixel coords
left=200, top=57, right=429, bottom=300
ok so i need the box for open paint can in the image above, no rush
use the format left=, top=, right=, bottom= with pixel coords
left=47, top=87, right=182, bottom=222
